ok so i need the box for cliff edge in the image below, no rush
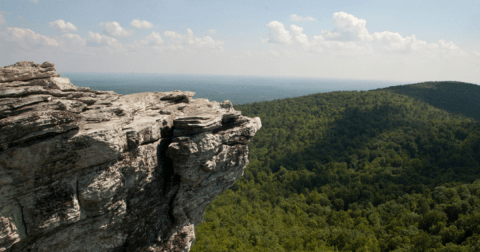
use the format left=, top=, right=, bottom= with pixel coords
left=0, top=62, right=261, bottom=251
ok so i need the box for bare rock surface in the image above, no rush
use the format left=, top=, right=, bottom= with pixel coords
left=0, top=62, right=261, bottom=251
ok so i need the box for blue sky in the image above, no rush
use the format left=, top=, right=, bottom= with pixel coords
left=1, top=0, right=479, bottom=83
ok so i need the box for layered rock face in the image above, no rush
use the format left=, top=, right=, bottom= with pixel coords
left=0, top=62, right=261, bottom=251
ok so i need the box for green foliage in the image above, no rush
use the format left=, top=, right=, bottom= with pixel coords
left=380, top=81, right=480, bottom=121
left=191, top=86, right=480, bottom=252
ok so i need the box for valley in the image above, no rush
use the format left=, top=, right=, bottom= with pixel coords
left=192, top=81, right=480, bottom=252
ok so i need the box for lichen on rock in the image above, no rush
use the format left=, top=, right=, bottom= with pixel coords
left=0, top=61, right=261, bottom=251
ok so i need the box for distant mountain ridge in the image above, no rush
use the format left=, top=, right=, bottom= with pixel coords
left=379, top=81, right=480, bottom=121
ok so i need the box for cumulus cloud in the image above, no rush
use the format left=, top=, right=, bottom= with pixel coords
left=190, top=35, right=224, bottom=49
left=438, top=39, right=458, bottom=50
left=87, top=31, right=123, bottom=50
left=0, top=24, right=90, bottom=58
left=290, top=25, right=308, bottom=45
left=101, top=21, right=133, bottom=37
left=325, top=12, right=371, bottom=41
left=162, top=30, right=185, bottom=50
left=164, top=30, right=184, bottom=42
left=0, top=23, right=119, bottom=55
left=265, top=12, right=461, bottom=56
left=266, top=22, right=308, bottom=46
left=163, top=29, right=224, bottom=50
left=125, top=32, right=163, bottom=52
left=144, top=31, right=164, bottom=45
left=49, top=19, right=78, bottom=33
left=2, top=27, right=60, bottom=50
left=131, top=19, right=154, bottom=29
left=0, top=12, right=5, bottom=26
left=370, top=32, right=462, bottom=55
left=372, top=32, right=423, bottom=52
left=291, top=14, right=315, bottom=22
left=127, top=28, right=223, bottom=53
left=60, top=33, right=87, bottom=49
left=267, top=21, right=292, bottom=44
left=310, top=35, right=371, bottom=55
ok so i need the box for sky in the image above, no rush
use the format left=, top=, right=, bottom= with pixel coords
left=0, top=0, right=479, bottom=84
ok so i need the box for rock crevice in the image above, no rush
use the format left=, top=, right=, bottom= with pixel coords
left=0, top=61, right=261, bottom=252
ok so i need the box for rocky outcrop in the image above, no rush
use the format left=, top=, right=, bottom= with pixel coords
left=0, top=62, right=261, bottom=251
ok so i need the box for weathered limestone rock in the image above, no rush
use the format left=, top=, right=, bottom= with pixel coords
left=0, top=62, right=60, bottom=83
left=0, top=62, right=261, bottom=251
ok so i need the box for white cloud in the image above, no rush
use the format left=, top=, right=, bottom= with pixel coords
left=131, top=19, right=154, bottom=29
left=186, top=28, right=194, bottom=43
left=438, top=39, right=458, bottom=50
left=101, top=21, right=133, bottom=37
left=126, top=31, right=164, bottom=52
left=144, top=31, right=164, bottom=45
left=372, top=31, right=423, bottom=52
left=49, top=19, right=78, bottom=33
left=266, top=20, right=368, bottom=53
left=310, top=36, right=372, bottom=55
left=290, top=25, right=308, bottom=45
left=0, top=24, right=101, bottom=55
left=193, top=36, right=224, bottom=49
left=265, top=12, right=461, bottom=57
left=328, top=12, right=371, bottom=41
left=0, top=12, right=5, bottom=26
left=163, top=30, right=184, bottom=50
left=290, top=14, right=315, bottom=22
left=87, top=31, right=124, bottom=50
left=126, top=29, right=224, bottom=53
left=320, top=30, right=341, bottom=39
left=127, top=28, right=224, bottom=52
left=267, top=21, right=292, bottom=44
left=163, top=29, right=224, bottom=50
left=61, top=33, right=87, bottom=49
left=0, top=25, right=91, bottom=60
left=473, top=51, right=480, bottom=58
left=164, top=30, right=184, bottom=41
left=3, top=27, right=60, bottom=50
left=208, top=29, right=216, bottom=35
left=370, top=32, right=461, bottom=55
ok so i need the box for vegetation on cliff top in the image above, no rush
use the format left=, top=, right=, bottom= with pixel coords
left=192, top=81, right=480, bottom=252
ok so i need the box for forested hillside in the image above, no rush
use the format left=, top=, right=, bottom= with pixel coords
left=380, top=81, right=480, bottom=121
left=191, top=86, right=480, bottom=252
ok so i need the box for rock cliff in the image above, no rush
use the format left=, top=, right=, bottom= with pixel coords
left=0, top=62, right=261, bottom=251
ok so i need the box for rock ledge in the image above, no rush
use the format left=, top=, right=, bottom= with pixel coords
left=0, top=62, right=261, bottom=252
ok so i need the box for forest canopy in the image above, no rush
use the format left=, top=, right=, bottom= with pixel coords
left=192, top=82, right=480, bottom=252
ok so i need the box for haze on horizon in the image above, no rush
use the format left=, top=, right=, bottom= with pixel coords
left=0, top=0, right=479, bottom=84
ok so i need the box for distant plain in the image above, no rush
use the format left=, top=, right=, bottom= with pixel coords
left=62, top=73, right=404, bottom=105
